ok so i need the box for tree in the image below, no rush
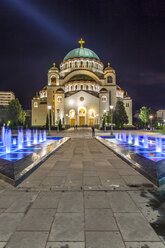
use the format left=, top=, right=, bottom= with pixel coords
left=113, top=100, right=128, bottom=129
left=7, top=99, right=25, bottom=127
left=139, top=106, right=150, bottom=128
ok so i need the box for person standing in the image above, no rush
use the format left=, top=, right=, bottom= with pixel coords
left=92, top=126, right=95, bottom=137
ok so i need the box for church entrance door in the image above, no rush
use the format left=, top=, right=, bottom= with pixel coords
left=79, top=116, right=85, bottom=126
left=89, top=119, right=94, bottom=126
left=70, top=119, right=75, bottom=126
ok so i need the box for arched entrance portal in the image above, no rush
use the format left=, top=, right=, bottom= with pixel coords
left=69, top=109, right=75, bottom=126
left=79, top=108, right=86, bottom=126
left=89, top=109, right=95, bottom=126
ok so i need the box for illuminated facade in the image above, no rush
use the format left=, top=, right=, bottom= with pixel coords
left=32, top=39, right=132, bottom=126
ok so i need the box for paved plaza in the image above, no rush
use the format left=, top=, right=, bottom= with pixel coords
left=0, top=129, right=165, bottom=248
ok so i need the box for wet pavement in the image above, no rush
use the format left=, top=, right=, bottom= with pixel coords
left=0, top=134, right=165, bottom=248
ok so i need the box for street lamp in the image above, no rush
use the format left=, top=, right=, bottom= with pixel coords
left=149, top=115, right=153, bottom=131
left=48, top=105, right=52, bottom=134
left=110, top=105, right=114, bottom=136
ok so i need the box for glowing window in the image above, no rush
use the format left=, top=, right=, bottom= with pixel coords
left=34, top=102, right=38, bottom=108
left=51, top=76, right=56, bottom=84
left=102, top=96, right=107, bottom=102
left=57, top=96, right=62, bottom=103
left=107, top=76, right=113, bottom=83
left=75, top=85, right=78, bottom=90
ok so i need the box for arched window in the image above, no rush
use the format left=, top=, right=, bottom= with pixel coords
left=51, top=76, right=56, bottom=84
left=81, top=61, right=83, bottom=67
left=101, top=96, right=107, bottom=102
left=107, top=76, right=113, bottom=83
left=70, top=86, right=73, bottom=91
left=57, top=96, right=62, bottom=103
left=34, top=102, right=38, bottom=108
left=86, top=85, right=88, bottom=90
left=75, top=85, right=78, bottom=90
left=81, top=85, right=83, bottom=90
left=91, top=85, right=93, bottom=90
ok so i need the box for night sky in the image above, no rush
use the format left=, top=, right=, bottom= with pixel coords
left=1, top=0, right=165, bottom=112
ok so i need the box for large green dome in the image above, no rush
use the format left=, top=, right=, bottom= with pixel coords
left=63, top=47, right=100, bottom=61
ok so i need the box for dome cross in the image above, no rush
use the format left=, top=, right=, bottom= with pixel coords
left=53, top=63, right=56, bottom=68
left=78, top=38, right=85, bottom=48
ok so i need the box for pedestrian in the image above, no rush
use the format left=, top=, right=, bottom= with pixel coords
left=92, top=126, right=95, bottom=137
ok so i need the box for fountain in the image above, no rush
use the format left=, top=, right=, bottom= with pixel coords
left=143, top=135, right=148, bottom=149
left=39, top=130, right=42, bottom=142
left=122, top=132, right=127, bottom=142
left=17, top=129, right=23, bottom=149
left=1, top=125, right=5, bottom=146
left=43, top=130, right=47, bottom=141
left=5, top=128, right=11, bottom=153
left=156, top=138, right=162, bottom=153
left=119, top=133, right=122, bottom=141
left=115, top=133, right=118, bottom=140
left=33, top=129, right=38, bottom=144
left=13, top=138, right=17, bottom=145
left=128, top=132, right=132, bottom=144
left=134, top=134, right=139, bottom=146
left=26, top=129, right=31, bottom=146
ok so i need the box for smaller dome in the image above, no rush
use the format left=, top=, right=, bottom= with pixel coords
left=50, top=63, right=59, bottom=71
left=100, top=88, right=108, bottom=93
left=56, top=88, right=64, bottom=93
left=104, top=62, right=114, bottom=72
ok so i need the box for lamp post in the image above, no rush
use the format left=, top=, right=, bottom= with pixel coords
left=149, top=115, right=153, bottom=131
left=48, top=105, right=52, bottom=135
left=110, top=105, right=114, bottom=136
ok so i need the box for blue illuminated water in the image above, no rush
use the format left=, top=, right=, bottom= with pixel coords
left=104, top=135, right=165, bottom=162
left=0, top=137, right=63, bottom=162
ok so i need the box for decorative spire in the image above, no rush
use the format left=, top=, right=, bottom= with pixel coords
left=53, top=62, right=56, bottom=68
left=78, top=38, right=85, bottom=48
left=108, top=62, right=110, bottom=67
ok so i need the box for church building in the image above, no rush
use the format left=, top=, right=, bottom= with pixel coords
left=32, top=39, right=132, bottom=127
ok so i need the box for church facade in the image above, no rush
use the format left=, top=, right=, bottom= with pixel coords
left=32, top=39, right=132, bottom=127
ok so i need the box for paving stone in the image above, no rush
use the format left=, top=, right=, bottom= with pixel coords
left=42, top=176, right=66, bottom=186
left=46, top=242, right=85, bottom=248
left=48, top=170, right=68, bottom=176
left=107, top=159, right=130, bottom=168
left=125, top=242, right=165, bottom=248
left=83, top=176, right=101, bottom=186
left=17, top=209, right=55, bottom=231
left=128, top=190, right=155, bottom=203
left=0, top=213, right=24, bottom=241
left=57, top=192, right=83, bottom=213
left=65, top=179, right=83, bottom=187
left=84, top=191, right=110, bottom=208
left=0, top=210, right=5, bottom=215
left=137, top=202, right=161, bottom=223
left=86, top=231, right=125, bottom=248
left=117, top=168, right=140, bottom=176
left=32, top=191, right=61, bottom=209
left=122, top=175, right=153, bottom=186
left=19, top=179, right=42, bottom=187
left=85, top=209, right=118, bottom=231
left=0, top=191, right=25, bottom=209
left=0, top=243, right=7, bottom=248
left=100, top=177, right=126, bottom=186
left=6, top=231, right=48, bottom=248
left=115, top=212, right=160, bottom=241
left=49, top=213, right=84, bottom=241
left=5, top=191, right=38, bottom=213
left=108, top=192, right=139, bottom=212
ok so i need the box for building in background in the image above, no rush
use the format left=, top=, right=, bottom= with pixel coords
left=0, top=91, right=15, bottom=106
left=32, top=39, right=132, bottom=127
